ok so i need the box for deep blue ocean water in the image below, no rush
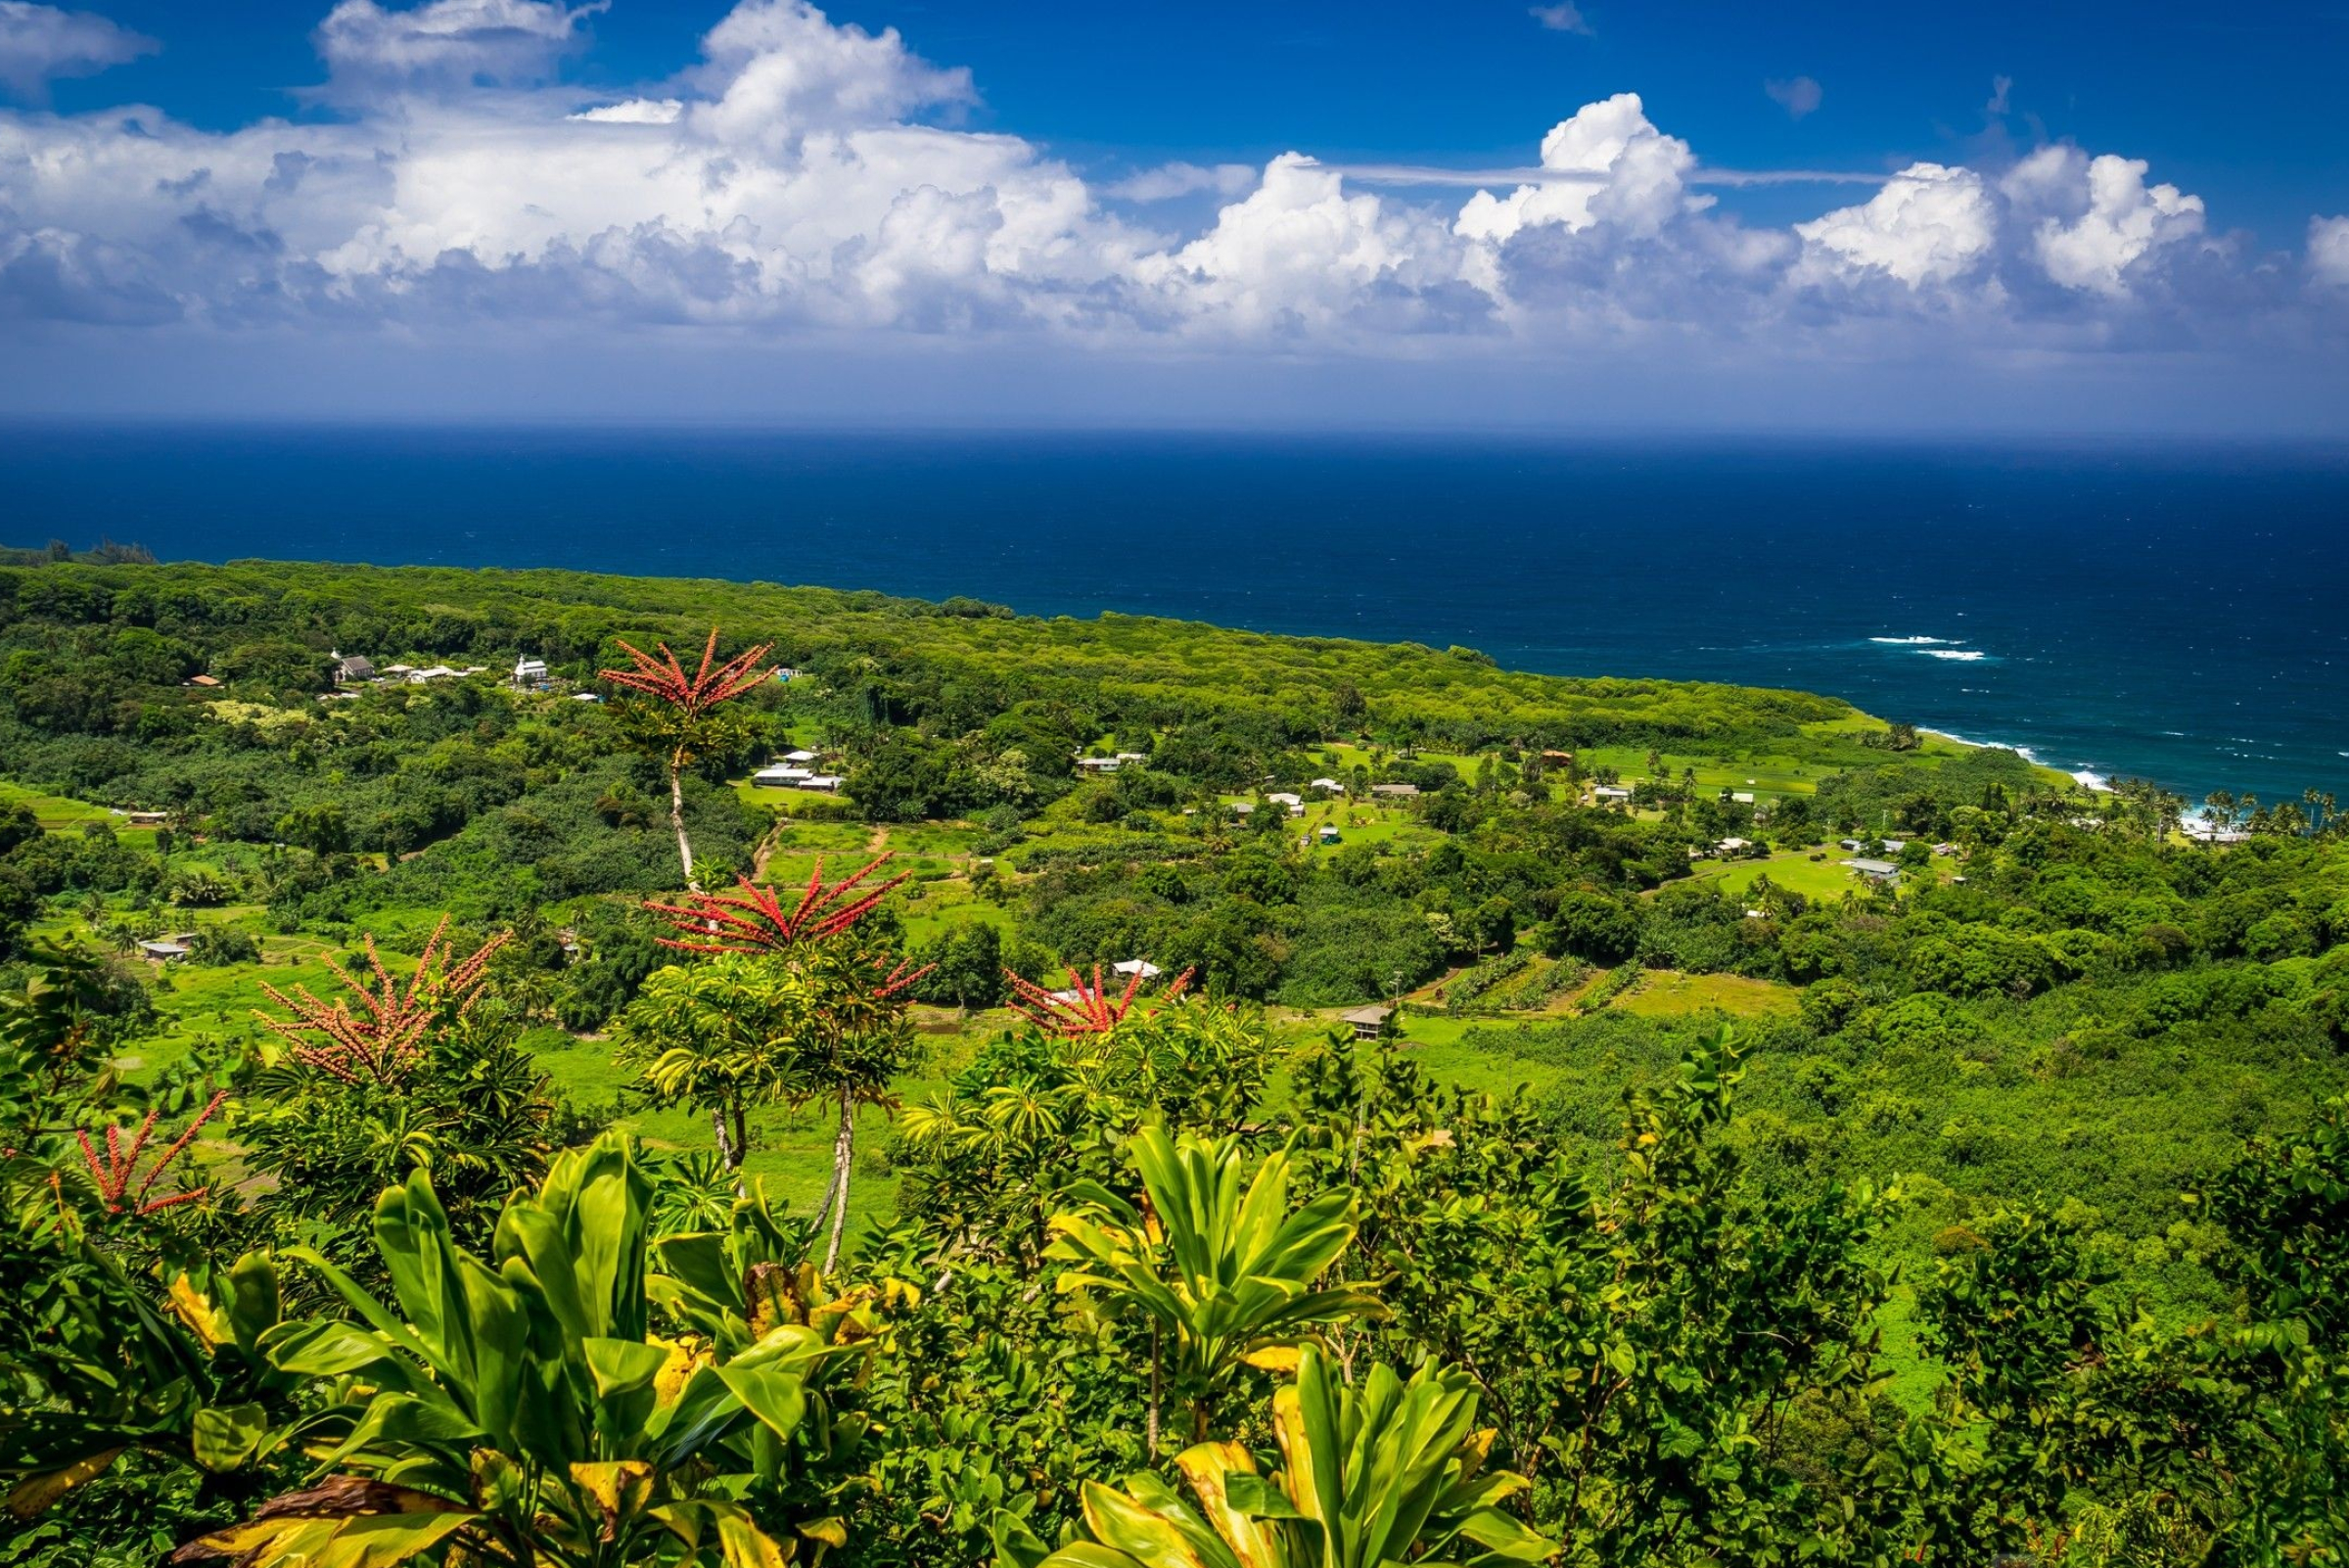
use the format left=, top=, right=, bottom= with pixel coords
left=5, top=426, right=2346, bottom=805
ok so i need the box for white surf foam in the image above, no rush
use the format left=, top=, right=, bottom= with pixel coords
left=1869, top=635, right=1953, bottom=645
left=1923, top=649, right=1987, bottom=662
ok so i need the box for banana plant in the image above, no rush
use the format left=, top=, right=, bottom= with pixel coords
left=1046, top=1127, right=1381, bottom=1450
left=171, top=1133, right=862, bottom=1568
left=993, top=1344, right=1553, bottom=1568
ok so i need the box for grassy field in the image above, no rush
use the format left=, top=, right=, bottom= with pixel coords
left=1686, top=850, right=1871, bottom=903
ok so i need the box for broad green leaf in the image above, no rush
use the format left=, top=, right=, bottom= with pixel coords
left=192, top=1403, right=270, bottom=1473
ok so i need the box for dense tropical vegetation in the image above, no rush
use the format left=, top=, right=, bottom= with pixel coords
left=2, top=552, right=2347, bottom=1564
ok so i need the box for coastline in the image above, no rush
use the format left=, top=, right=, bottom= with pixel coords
left=1922, top=727, right=2112, bottom=795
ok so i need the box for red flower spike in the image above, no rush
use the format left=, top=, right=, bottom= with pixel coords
left=873, top=958, right=935, bottom=1001
left=256, top=916, right=512, bottom=1086
left=73, top=1089, right=229, bottom=1218
left=1004, top=963, right=1194, bottom=1037
left=645, top=854, right=910, bottom=955
left=599, top=627, right=775, bottom=718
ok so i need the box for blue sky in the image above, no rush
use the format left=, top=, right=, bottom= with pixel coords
left=2, top=0, right=2345, bottom=428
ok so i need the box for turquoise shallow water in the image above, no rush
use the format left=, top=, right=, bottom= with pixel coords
left=5, top=426, right=2345, bottom=804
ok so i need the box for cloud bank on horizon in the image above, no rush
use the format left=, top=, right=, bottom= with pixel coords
left=1, top=0, right=2345, bottom=425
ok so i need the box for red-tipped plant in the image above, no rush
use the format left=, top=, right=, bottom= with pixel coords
left=645, top=854, right=910, bottom=955
left=601, top=626, right=776, bottom=888
left=69, top=1088, right=230, bottom=1220
left=1005, top=963, right=1194, bottom=1037
left=873, top=956, right=936, bottom=1002
left=255, top=917, right=512, bottom=1086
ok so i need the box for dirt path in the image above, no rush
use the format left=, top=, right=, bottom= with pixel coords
left=866, top=825, right=889, bottom=853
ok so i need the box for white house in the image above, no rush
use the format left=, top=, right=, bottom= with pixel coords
left=1310, top=776, right=1342, bottom=792
left=1730, top=791, right=1756, bottom=805
left=512, top=656, right=548, bottom=686
left=1112, top=958, right=1162, bottom=980
left=1267, top=792, right=1304, bottom=815
left=1075, top=756, right=1123, bottom=773
left=797, top=775, right=845, bottom=793
left=754, top=765, right=813, bottom=785
left=783, top=750, right=819, bottom=763
left=1592, top=785, right=1633, bottom=803
left=1717, top=837, right=1752, bottom=853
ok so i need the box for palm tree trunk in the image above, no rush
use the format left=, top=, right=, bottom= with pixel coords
left=822, top=1084, right=855, bottom=1273
left=668, top=748, right=697, bottom=890
left=710, top=1104, right=736, bottom=1169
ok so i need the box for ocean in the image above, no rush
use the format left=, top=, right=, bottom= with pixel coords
left=5, top=425, right=2345, bottom=806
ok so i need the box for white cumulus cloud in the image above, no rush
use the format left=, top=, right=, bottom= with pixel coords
left=568, top=97, right=680, bottom=124
left=0, top=0, right=154, bottom=99
left=1794, top=162, right=1996, bottom=287
left=2006, top=145, right=2204, bottom=296
left=316, top=0, right=602, bottom=98
left=0, top=0, right=2326, bottom=401
left=1454, top=93, right=1694, bottom=250
left=2312, top=215, right=2349, bottom=288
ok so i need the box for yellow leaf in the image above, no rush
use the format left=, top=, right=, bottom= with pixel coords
left=169, top=1273, right=232, bottom=1350
left=4, top=1449, right=123, bottom=1521
left=715, top=1508, right=796, bottom=1568
left=798, top=1516, right=849, bottom=1547
left=1238, top=1345, right=1302, bottom=1372
left=653, top=1337, right=709, bottom=1408
left=569, top=1460, right=654, bottom=1537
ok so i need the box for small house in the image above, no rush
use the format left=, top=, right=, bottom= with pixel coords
left=138, top=937, right=193, bottom=962
left=1729, top=791, right=1756, bottom=805
left=1591, top=785, right=1633, bottom=803
left=1230, top=801, right=1256, bottom=814
left=1316, top=825, right=1341, bottom=844
left=1115, top=752, right=1149, bottom=764
left=1343, top=1004, right=1395, bottom=1042
left=1267, top=792, right=1304, bottom=815
left=1112, top=958, right=1162, bottom=980
left=1717, top=837, right=1751, bottom=853
left=512, top=657, right=549, bottom=686
left=185, top=673, right=220, bottom=688
left=783, top=750, right=819, bottom=764
left=797, top=775, right=845, bottom=793
left=1371, top=783, right=1419, bottom=799
left=1309, top=776, right=1342, bottom=792
left=1075, top=756, right=1123, bottom=773
left=754, top=765, right=813, bottom=785
left=412, top=666, right=460, bottom=682
left=333, top=653, right=376, bottom=685
left=125, top=810, right=169, bottom=827
left=1846, top=857, right=1901, bottom=882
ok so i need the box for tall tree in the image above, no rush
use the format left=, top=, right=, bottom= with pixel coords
left=601, top=628, right=774, bottom=889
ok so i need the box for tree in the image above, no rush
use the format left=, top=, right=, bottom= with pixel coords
left=601, top=628, right=774, bottom=889
left=617, top=954, right=810, bottom=1173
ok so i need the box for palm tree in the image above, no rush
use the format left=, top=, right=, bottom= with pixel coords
left=994, top=1344, right=1552, bottom=1568
left=1046, top=1126, right=1382, bottom=1453
left=600, top=627, right=774, bottom=890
